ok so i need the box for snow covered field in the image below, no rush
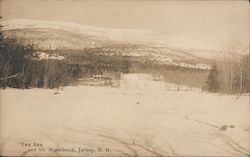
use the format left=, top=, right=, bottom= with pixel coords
left=0, top=85, right=249, bottom=156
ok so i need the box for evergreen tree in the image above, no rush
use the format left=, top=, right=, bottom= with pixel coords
left=205, top=64, right=219, bottom=92
left=0, top=16, right=6, bottom=85
left=0, top=17, right=4, bottom=43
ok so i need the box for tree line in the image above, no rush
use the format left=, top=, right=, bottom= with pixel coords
left=0, top=17, right=83, bottom=88
left=204, top=53, right=250, bottom=93
left=0, top=16, right=33, bottom=88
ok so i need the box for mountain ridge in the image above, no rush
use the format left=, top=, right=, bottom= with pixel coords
left=2, top=19, right=228, bottom=69
left=2, top=18, right=217, bottom=51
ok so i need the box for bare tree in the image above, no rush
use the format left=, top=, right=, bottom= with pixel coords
left=214, top=39, right=250, bottom=93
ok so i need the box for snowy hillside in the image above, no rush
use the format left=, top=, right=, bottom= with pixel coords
left=2, top=19, right=216, bottom=51
left=2, top=19, right=224, bottom=69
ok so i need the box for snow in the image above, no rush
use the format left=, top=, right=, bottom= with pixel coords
left=0, top=85, right=249, bottom=156
left=33, top=51, right=65, bottom=60
left=120, top=73, right=201, bottom=91
left=2, top=18, right=216, bottom=51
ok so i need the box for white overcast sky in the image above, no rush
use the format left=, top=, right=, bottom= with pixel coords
left=0, top=0, right=249, bottom=50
